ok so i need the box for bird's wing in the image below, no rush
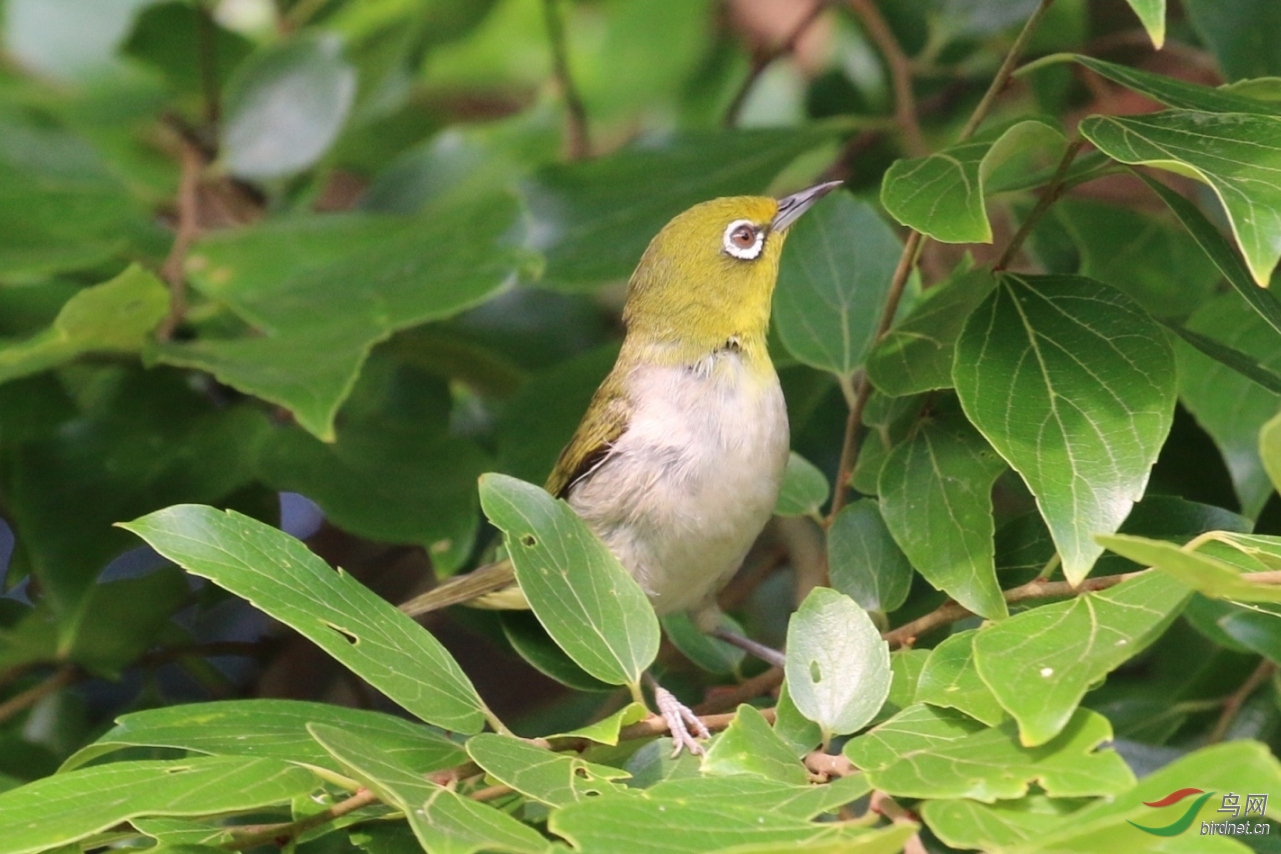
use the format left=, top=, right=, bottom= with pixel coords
left=399, top=559, right=517, bottom=616
left=544, top=371, right=632, bottom=498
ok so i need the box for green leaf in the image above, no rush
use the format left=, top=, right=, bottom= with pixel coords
left=866, top=269, right=995, bottom=396
left=971, top=571, right=1190, bottom=746
left=773, top=681, right=822, bottom=757
left=1136, top=173, right=1281, bottom=337
left=881, top=120, right=1065, bottom=243
left=921, top=794, right=1089, bottom=852
left=1174, top=292, right=1281, bottom=517
left=662, top=611, right=746, bottom=676
left=915, top=630, right=1007, bottom=726
left=547, top=702, right=648, bottom=744
left=826, top=499, right=913, bottom=613
left=644, top=774, right=871, bottom=821
left=478, top=474, right=660, bottom=687
left=524, top=127, right=832, bottom=291
left=1182, top=0, right=1281, bottom=80
left=878, top=409, right=1008, bottom=619
left=63, top=700, right=465, bottom=775
left=773, top=194, right=902, bottom=377
left=1120, top=0, right=1165, bottom=48
left=1074, top=55, right=1278, bottom=115
left=844, top=705, right=1134, bottom=802
left=785, top=588, right=892, bottom=739
left=119, top=505, right=491, bottom=734
left=703, top=705, right=810, bottom=785
left=62, top=568, right=189, bottom=678
left=221, top=33, right=357, bottom=179
left=162, top=193, right=531, bottom=440
left=1097, top=534, right=1281, bottom=604
left=1264, top=410, right=1281, bottom=494
left=1080, top=110, right=1281, bottom=286
left=876, top=649, right=930, bottom=725
left=0, top=756, right=317, bottom=854
left=774, top=452, right=829, bottom=517
left=953, top=274, right=1177, bottom=584
left=1165, top=319, right=1281, bottom=395
left=501, top=611, right=614, bottom=692
left=307, top=724, right=548, bottom=854
left=466, top=733, right=628, bottom=807
left=1001, top=740, right=1281, bottom=852
left=0, top=265, right=168, bottom=385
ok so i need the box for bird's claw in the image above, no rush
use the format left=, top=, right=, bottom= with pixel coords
left=653, top=684, right=711, bottom=757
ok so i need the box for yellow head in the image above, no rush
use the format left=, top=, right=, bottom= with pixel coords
left=622, top=181, right=842, bottom=362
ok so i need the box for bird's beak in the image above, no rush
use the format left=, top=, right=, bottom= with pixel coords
left=772, top=180, right=843, bottom=232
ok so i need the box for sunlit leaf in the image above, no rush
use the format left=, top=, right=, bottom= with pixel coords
left=1098, top=533, right=1281, bottom=604
left=915, top=630, right=1006, bottom=726
left=466, top=733, right=628, bottom=807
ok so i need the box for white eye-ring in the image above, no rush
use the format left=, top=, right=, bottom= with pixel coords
left=722, top=219, right=764, bottom=260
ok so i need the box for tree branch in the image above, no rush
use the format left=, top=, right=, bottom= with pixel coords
left=157, top=136, right=203, bottom=341
left=958, top=0, right=1056, bottom=141
left=996, top=136, right=1084, bottom=270
left=542, top=0, right=590, bottom=159
left=0, top=666, right=78, bottom=726
left=1208, top=659, right=1277, bottom=744
left=848, top=0, right=926, bottom=156
left=226, top=788, right=379, bottom=851
left=724, top=1, right=830, bottom=127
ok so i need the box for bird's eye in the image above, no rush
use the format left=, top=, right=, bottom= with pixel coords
left=722, top=219, right=764, bottom=260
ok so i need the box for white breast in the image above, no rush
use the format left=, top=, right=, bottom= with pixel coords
left=567, top=352, right=789, bottom=618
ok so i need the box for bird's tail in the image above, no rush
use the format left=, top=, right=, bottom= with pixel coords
left=398, top=559, right=528, bottom=617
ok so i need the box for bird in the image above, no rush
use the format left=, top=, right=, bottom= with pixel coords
left=401, top=179, right=842, bottom=753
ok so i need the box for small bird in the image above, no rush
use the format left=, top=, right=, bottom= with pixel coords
left=402, top=179, right=842, bottom=751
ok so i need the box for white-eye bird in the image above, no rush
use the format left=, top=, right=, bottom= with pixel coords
left=401, top=179, right=842, bottom=752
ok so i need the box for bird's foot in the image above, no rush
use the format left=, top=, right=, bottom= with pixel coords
left=650, top=682, right=711, bottom=757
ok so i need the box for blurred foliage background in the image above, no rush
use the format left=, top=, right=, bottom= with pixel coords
left=3, top=1, right=1281, bottom=849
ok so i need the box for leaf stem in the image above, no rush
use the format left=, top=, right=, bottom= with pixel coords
left=995, top=136, right=1085, bottom=270
left=848, top=0, right=927, bottom=156
left=1208, top=659, right=1277, bottom=744
left=724, top=1, right=831, bottom=127
left=957, top=0, right=1057, bottom=142
left=542, top=0, right=591, bottom=159
left=0, top=666, right=78, bottom=726
left=226, top=788, right=379, bottom=851
left=157, top=135, right=204, bottom=341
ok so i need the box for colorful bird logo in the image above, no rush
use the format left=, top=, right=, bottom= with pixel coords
left=1128, top=788, right=1215, bottom=836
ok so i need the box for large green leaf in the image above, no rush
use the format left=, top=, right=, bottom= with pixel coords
left=524, top=127, right=834, bottom=291
left=643, top=774, right=871, bottom=821
left=785, top=589, right=892, bottom=740
left=0, top=756, right=318, bottom=854
left=62, top=700, right=465, bottom=775
left=221, top=33, right=357, bottom=180
left=878, top=410, right=1008, bottom=619
left=160, top=193, right=531, bottom=439
left=972, top=571, right=1190, bottom=746
left=0, top=265, right=168, bottom=385
left=881, top=120, right=1065, bottom=244
left=1098, top=533, right=1281, bottom=604
left=844, top=705, right=1134, bottom=802
left=826, top=499, right=913, bottom=613
left=478, top=474, right=660, bottom=687
left=1073, top=55, right=1279, bottom=115
left=921, top=795, right=1084, bottom=853
left=953, top=274, right=1177, bottom=584
left=120, top=505, right=492, bottom=734
left=1175, top=292, right=1281, bottom=518
left=866, top=269, right=995, bottom=396
left=308, top=724, right=548, bottom=854
left=702, top=705, right=810, bottom=784
left=466, top=733, right=628, bottom=807
left=1080, top=110, right=1281, bottom=286
left=773, top=193, right=901, bottom=377
left=914, top=630, right=1006, bottom=726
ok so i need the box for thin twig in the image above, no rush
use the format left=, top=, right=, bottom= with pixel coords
left=694, top=667, right=783, bottom=715
left=995, top=137, right=1085, bottom=270
left=1208, top=660, right=1277, bottom=744
left=157, top=138, right=204, bottom=340
left=883, top=570, right=1148, bottom=648
left=724, top=1, right=830, bottom=127
left=226, top=788, right=379, bottom=851
left=542, top=0, right=590, bottom=159
left=958, top=0, right=1057, bottom=141
left=0, top=666, right=78, bottom=726
left=848, top=0, right=926, bottom=156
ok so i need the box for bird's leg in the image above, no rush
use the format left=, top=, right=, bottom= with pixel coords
left=710, top=626, right=786, bottom=668
left=644, top=672, right=711, bottom=757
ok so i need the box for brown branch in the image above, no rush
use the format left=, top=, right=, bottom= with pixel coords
left=724, top=1, right=830, bottom=127
left=883, top=570, right=1148, bottom=648
left=804, top=750, right=855, bottom=780
left=542, top=0, right=590, bottom=159
left=1208, top=659, right=1277, bottom=744
left=958, top=0, right=1056, bottom=142
left=694, top=666, right=784, bottom=715
left=996, top=136, right=1085, bottom=270
left=0, top=666, right=78, bottom=726
left=157, top=137, right=204, bottom=340
left=848, top=0, right=926, bottom=156
left=226, top=788, right=379, bottom=851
